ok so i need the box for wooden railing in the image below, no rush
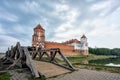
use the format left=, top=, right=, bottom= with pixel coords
left=1, top=42, right=74, bottom=78
left=30, top=48, right=74, bottom=70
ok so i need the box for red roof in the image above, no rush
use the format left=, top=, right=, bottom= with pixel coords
left=81, top=34, right=86, bottom=38
left=62, top=39, right=80, bottom=44
left=34, top=24, right=45, bottom=31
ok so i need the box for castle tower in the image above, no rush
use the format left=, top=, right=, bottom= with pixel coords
left=32, top=24, right=45, bottom=49
left=80, top=34, right=88, bottom=55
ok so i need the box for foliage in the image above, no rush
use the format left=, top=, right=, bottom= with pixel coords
left=89, top=57, right=120, bottom=65
left=0, top=72, right=11, bottom=80
left=89, top=47, right=120, bottom=56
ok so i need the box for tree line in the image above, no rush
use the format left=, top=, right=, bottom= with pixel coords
left=89, top=47, right=120, bottom=56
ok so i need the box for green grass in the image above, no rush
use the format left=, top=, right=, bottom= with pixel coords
left=56, top=54, right=120, bottom=73
left=0, top=72, right=11, bottom=80
left=34, top=54, right=112, bottom=67
left=34, top=54, right=118, bottom=74
left=65, top=54, right=112, bottom=64
left=33, top=54, right=112, bottom=65
left=29, top=76, right=46, bottom=80
left=66, top=54, right=120, bottom=73
left=74, top=64, right=120, bottom=73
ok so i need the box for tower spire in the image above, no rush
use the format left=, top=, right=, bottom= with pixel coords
left=34, top=24, right=45, bottom=31
left=81, top=34, right=86, bottom=38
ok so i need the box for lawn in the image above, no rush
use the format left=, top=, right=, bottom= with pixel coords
left=57, top=54, right=112, bottom=64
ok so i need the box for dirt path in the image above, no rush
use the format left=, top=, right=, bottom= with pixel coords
left=48, top=69, right=120, bottom=80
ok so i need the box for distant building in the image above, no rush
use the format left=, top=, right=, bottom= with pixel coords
left=32, top=24, right=88, bottom=56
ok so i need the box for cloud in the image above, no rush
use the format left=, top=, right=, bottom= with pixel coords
left=49, top=1, right=120, bottom=49
left=86, top=7, right=120, bottom=48
left=90, top=1, right=112, bottom=11
left=90, top=0, right=120, bottom=16
left=0, top=35, right=20, bottom=52
left=85, top=0, right=95, bottom=2
left=12, top=25, right=32, bottom=34
left=0, top=0, right=120, bottom=51
left=0, top=35, right=30, bottom=52
left=0, top=12, right=18, bottom=22
left=19, top=1, right=39, bottom=14
left=49, top=3, right=81, bottom=42
left=19, top=1, right=53, bottom=16
left=0, top=24, right=33, bottom=52
left=0, top=24, right=5, bottom=34
left=53, top=3, right=80, bottom=22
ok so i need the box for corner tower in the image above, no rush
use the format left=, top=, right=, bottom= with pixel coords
left=32, top=24, right=45, bottom=48
left=80, top=34, right=88, bottom=55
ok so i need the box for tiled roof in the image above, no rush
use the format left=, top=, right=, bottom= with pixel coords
left=62, top=39, right=80, bottom=44
left=34, top=24, right=45, bottom=30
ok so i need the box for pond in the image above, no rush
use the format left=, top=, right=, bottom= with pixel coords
left=88, top=57, right=120, bottom=67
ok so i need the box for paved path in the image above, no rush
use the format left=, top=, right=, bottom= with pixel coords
left=48, top=69, right=120, bottom=80
left=32, top=60, right=71, bottom=78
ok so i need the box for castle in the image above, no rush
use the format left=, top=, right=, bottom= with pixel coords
left=32, top=24, right=89, bottom=56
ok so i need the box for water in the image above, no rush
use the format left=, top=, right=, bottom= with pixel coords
left=88, top=57, right=120, bottom=67
left=105, top=63, right=120, bottom=67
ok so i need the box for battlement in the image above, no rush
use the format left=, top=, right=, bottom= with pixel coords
left=32, top=24, right=89, bottom=56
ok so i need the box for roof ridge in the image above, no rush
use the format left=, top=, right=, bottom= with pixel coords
left=34, top=24, right=45, bottom=30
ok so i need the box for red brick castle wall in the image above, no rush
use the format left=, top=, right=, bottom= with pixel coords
left=32, top=24, right=88, bottom=56
left=45, top=41, right=80, bottom=56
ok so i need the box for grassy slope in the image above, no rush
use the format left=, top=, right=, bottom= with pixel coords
left=65, top=54, right=120, bottom=73
left=58, top=54, right=112, bottom=64
left=57, top=54, right=120, bottom=73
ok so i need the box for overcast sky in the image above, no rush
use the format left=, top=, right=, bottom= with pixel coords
left=0, top=0, right=120, bottom=52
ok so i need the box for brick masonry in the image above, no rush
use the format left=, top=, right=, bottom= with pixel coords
left=32, top=24, right=89, bottom=56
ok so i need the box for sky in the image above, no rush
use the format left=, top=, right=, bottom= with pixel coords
left=0, top=0, right=120, bottom=52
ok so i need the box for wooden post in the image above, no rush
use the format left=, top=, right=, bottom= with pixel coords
left=50, top=51, right=57, bottom=62
left=23, top=47, right=40, bottom=77
left=32, top=52, right=38, bottom=59
left=58, top=50, right=74, bottom=69
left=39, top=52, right=44, bottom=60
left=10, top=46, right=15, bottom=59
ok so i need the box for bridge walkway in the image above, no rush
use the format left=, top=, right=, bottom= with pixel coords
left=32, top=60, right=71, bottom=78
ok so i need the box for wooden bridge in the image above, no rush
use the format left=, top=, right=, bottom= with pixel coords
left=0, top=42, right=74, bottom=78
left=32, top=60, right=70, bottom=78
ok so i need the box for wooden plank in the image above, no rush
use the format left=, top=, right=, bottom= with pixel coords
left=32, top=60, right=70, bottom=78
left=23, top=47, right=40, bottom=77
